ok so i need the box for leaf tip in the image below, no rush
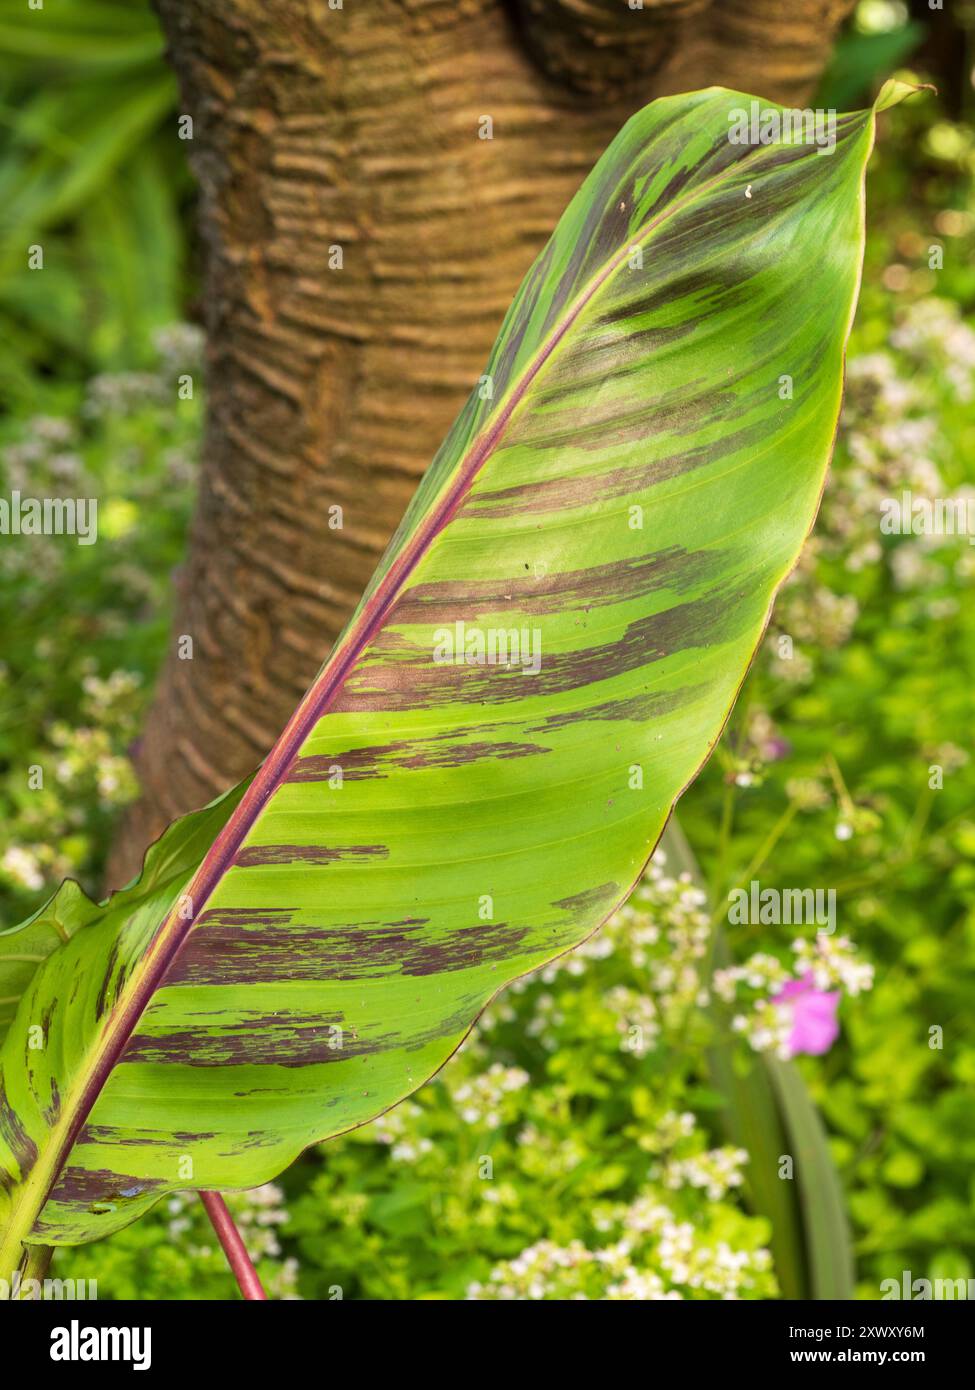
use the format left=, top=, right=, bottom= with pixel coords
left=873, top=77, right=936, bottom=114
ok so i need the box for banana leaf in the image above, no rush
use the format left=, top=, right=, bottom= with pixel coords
left=0, top=81, right=912, bottom=1266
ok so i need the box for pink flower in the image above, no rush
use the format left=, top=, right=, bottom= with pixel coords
left=775, top=973, right=840, bottom=1057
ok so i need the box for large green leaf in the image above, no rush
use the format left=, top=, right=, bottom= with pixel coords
left=0, top=82, right=905, bottom=1264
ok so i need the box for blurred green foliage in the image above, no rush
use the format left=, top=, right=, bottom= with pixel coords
left=0, top=0, right=185, bottom=404
left=0, top=327, right=203, bottom=903
left=1, top=0, right=973, bottom=1301
left=816, top=0, right=926, bottom=111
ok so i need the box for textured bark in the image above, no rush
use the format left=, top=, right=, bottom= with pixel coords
left=109, top=0, right=854, bottom=886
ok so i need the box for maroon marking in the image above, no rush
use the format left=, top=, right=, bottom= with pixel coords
left=387, top=548, right=721, bottom=626
left=48, top=1166, right=164, bottom=1206
left=121, top=992, right=489, bottom=1068
left=94, top=936, right=122, bottom=1021
left=0, top=1075, right=38, bottom=1193
left=233, top=843, right=388, bottom=868
left=459, top=419, right=771, bottom=519
left=553, top=883, right=619, bottom=916
left=332, top=586, right=744, bottom=713
left=168, top=919, right=526, bottom=987
left=287, top=736, right=549, bottom=783
left=527, top=685, right=702, bottom=733
left=77, top=1125, right=216, bottom=1147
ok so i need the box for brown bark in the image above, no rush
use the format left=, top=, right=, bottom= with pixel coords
left=109, top=0, right=855, bottom=886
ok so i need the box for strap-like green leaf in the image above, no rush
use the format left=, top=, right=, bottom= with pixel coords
left=767, top=1057, right=855, bottom=1299
left=665, top=817, right=854, bottom=1299
left=0, top=83, right=901, bottom=1261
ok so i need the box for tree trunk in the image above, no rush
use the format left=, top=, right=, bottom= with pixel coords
left=109, top=0, right=854, bottom=886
